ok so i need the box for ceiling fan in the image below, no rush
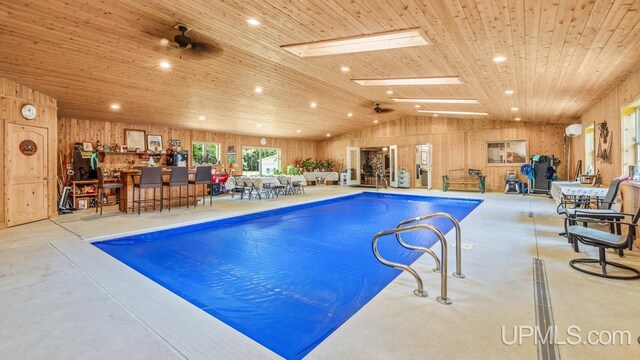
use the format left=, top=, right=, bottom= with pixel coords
left=373, top=102, right=394, bottom=114
left=151, top=24, right=223, bottom=59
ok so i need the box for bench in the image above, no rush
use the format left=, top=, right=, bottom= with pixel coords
left=442, top=169, right=486, bottom=193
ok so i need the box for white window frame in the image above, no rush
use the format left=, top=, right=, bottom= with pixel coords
left=485, top=140, right=528, bottom=165
left=241, top=146, right=281, bottom=176
left=191, top=141, right=221, bottom=166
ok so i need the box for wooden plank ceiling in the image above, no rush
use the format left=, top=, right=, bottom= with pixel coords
left=1, top=0, right=640, bottom=140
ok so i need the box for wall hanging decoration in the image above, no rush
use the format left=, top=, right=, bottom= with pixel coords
left=596, top=121, right=611, bottom=163
left=124, top=129, right=146, bottom=151
left=147, top=134, right=163, bottom=152
left=19, top=139, right=37, bottom=156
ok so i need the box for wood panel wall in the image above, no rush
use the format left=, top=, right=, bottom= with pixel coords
left=320, top=116, right=566, bottom=191
left=1, top=77, right=58, bottom=229
left=57, top=118, right=320, bottom=174
left=569, top=67, right=640, bottom=212
left=570, top=67, right=640, bottom=184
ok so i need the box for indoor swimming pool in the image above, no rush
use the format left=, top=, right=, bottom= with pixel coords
left=94, top=192, right=481, bottom=359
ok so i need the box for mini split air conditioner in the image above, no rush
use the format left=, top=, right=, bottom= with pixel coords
left=565, top=124, right=583, bottom=137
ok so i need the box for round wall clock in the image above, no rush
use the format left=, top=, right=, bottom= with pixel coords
left=21, top=103, right=37, bottom=120
left=260, top=137, right=267, bottom=145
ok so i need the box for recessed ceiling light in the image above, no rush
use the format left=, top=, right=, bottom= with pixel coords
left=416, top=110, right=489, bottom=116
left=353, top=76, right=462, bottom=86
left=391, top=98, right=479, bottom=104
left=433, top=114, right=439, bottom=117
left=347, top=113, right=353, bottom=117
left=159, top=60, right=171, bottom=69
left=247, top=18, right=260, bottom=26
left=504, top=90, right=514, bottom=95
left=281, top=28, right=428, bottom=57
left=386, top=90, right=394, bottom=95
left=515, top=117, right=521, bottom=121
left=326, top=133, right=331, bottom=137
left=373, top=119, right=379, bottom=124
left=493, top=56, right=507, bottom=62
left=256, top=124, right=263, bottom=128
left=296, top=129, right=301, bottom=133
left=198, top=115, right=206, bottom=120
left=511, top=107, right=519, bottom=111
left=255, top=86, right=263, bottom=93
left=310, top=102, right=317, bottom=108
left=415, top=105, right=421, bottom=108
left=340, top=66, right=350, bottom=73
left=110, top=103, right=121, bottom=110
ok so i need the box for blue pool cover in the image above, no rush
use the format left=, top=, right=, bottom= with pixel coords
left=94, top=192, right=481, bottom=359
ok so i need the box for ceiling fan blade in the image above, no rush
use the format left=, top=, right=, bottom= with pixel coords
left=181, top=42, right=224, bottom=59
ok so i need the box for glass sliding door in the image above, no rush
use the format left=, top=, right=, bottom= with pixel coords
left=346, top=147, right=361, bottom=185
left=242, top=147, right=280, bottom=176
left=389, top=145, right=398, bottom=187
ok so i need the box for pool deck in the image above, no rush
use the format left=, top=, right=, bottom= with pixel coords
left=1, top=186, right=639, bottom=359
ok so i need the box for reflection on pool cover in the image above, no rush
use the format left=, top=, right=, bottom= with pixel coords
left=94, top=192, right=481, bottom=359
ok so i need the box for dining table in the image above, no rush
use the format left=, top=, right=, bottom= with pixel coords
left=225, top=175, right=307, bottom=192
left=550, top=181, right=621, bottom=210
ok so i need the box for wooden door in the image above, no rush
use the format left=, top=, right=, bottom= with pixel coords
left=6, top=124, right=49, bottom=226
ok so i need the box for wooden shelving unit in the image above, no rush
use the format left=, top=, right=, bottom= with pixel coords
left=71, top=180, right=98, bottom=209
left=71, top=178, right=121, bottom=209
left=97, top=151, right=164, bottom=156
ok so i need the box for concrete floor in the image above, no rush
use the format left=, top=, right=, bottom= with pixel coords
left=1, top=186, right=639, bottom=359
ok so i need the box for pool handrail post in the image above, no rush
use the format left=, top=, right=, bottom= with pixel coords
left=396, top=212, right=465, bottom=279
left=372, top=224, right=451, bottom=304
left=372, top=227, right=428, bottom=297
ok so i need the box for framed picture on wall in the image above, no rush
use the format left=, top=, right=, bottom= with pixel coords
left=147, top=134, right=163, bottom=152
left=82, top=142, right=93, bottom=151
left=124, top=129, right=146, bottom=152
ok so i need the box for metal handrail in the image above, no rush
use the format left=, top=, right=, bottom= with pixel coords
left=372, top=224, right=452, bottom=305
left=375, top=171, right=388, bottom=191
left=396, top=212, right=465, bottom=278
left=394, top=232, right=441, bottom=273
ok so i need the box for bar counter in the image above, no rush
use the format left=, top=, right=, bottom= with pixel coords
left=118, top=168, right=200, bottom=213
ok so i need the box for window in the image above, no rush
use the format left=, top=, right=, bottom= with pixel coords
left=584, top=124, right=595, bottom=174
left=486, top=140, right=527, bottom=164
left=242, top=147, right=280, bottom=175
left=621, top=100, right=640, bottom=174
left=192, top=142, right=220, bottom=166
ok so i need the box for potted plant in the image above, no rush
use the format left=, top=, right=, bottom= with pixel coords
left=325, top=159, right=334, bottom=171
left=301, top=157, right=313, bottom=172
left=286, top=165, right=302, bottom=175
left=313, top=159, right=325, bottom=172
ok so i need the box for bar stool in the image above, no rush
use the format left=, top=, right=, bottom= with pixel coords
left=95, top=167, right=124, bottom=215
left=189, top=166, right=212, bottom=206
left=163, top=167, right=189, bottom=211
left=132, top=167, right=163, bottom=215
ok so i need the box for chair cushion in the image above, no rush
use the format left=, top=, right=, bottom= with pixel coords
left=567, top=225, right=626, bottom=247
left=565, top=208, right=624, bottom=219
